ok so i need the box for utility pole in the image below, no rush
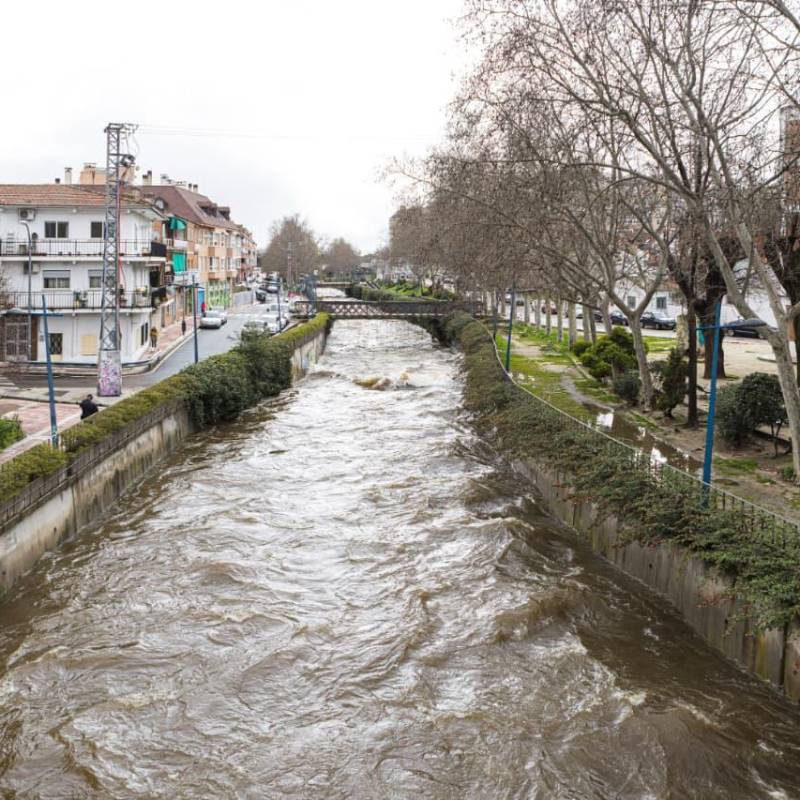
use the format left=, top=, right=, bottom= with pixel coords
left=19, top=222, right=32, bottom=361
left=286, top=240, right=293, bottom=290
left=97, top=122, right=137, bottom=396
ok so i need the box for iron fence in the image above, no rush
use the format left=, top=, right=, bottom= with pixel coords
left=0, top=397, right=187, bottom=530
left=487, top=324, right=800, bottom=552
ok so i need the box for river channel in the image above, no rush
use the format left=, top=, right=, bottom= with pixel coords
left=1, top=319, right=799, bottom=798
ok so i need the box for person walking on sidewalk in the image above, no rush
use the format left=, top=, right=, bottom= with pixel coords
left=181, top=318, right=187, bottom=336
left=80, top=394, right=98, bottom=420
left=150, top=327, right=159, bottom=350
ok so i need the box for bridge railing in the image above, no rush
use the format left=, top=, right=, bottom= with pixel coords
left=292, top=299, right=485, bottom=318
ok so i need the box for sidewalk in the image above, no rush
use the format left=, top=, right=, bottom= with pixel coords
left=0, top=399, right=82, bottom=465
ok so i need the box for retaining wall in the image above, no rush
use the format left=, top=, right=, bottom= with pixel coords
left=513, top=458, right=800, bottom=702
left=0, top=323, right=328, bottom=594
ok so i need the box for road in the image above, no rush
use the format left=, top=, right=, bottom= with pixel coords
left=8, top=303, right=279, bottom=395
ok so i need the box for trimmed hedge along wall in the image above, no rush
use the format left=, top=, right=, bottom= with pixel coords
left=444, top=312, right=800, bottom=632
left=0, top=314, right=330, bottom=505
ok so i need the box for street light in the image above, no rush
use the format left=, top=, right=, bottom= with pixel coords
left=700, top=300, right=767, bottom=487
left=19, top=221, right=32, bottom=361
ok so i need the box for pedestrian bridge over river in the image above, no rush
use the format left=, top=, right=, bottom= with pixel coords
left=293, top=299, right=483, bottom=319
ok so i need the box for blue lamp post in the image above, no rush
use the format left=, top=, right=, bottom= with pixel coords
left=700, top=301, right=767, bottom=486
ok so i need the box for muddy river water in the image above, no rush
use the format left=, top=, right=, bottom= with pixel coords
left=1, top=320, right=799, bottom=798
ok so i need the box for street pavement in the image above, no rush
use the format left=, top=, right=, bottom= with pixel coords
left=0, top=302, right=282, bottom=463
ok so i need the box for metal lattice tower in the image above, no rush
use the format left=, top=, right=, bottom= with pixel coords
left=97, top=122, right=137, bottom=396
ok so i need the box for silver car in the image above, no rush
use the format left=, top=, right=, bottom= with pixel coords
left=199, top=309, right=228, bottom=329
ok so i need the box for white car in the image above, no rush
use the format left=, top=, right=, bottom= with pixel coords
left=199, top=309, right=228, bottom=329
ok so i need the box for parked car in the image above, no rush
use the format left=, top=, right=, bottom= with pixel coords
left=576, top=309, right=604, bottom=321
left=540, top=304, right=559, bottom=314
left=243, top=320, right=271, bottom=335
left=255, top=288, right=267, bottom=302
left=641, top=311, right=677, bottom=330
left=609, top=311, right=629, bottom=326
left=724, top=319, right=764, bottom=338
left=505, top=293, right=526, bottom=306
left=199, top=309, right=228, bottom=329
left=264, top=314, right=286, bottom=334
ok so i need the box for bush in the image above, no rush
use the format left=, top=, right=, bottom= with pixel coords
left=441, top=311, right=800, bottom=631
left=715, top=384, right=752, bottom=447
left=739, top=373, right=787, bottom=453
left=2, top=314, right=331, bottom=500
left=652, top=348, right=688, bottom=417
left=0, top=444, right=68, bottom=501
left=0, top=417, right=24, bottom=450
left=715, top=372, right=788, bottom=453
left=571, top=340, right=592, bottom=358
left=612, top=372, right=641, bottom=405
left=578, top=327, right=638, bottom=381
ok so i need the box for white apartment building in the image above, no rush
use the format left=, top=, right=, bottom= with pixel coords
left=0, top=184, right=167, bottom=365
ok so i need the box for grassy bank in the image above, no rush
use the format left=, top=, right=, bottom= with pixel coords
left=445, top=312, right=800, bottom=631
left=0, top=314, right=330, bottom=505
left=349, top=282, right=453, bottom=302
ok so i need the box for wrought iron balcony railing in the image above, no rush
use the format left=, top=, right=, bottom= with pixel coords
left=0, top=240, right=165, bottom=258
left=0, top=289, right=153, bottom=311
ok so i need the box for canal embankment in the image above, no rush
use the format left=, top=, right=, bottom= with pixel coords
left=0, top=314, right=329, bottom=592
left=444, top=312, right=800, bottom=701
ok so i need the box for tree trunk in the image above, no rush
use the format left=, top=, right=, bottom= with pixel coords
left=702, top=326, right=726, bottom=379
left=556, top=296, right=564, bottom=343
left=534, top=296, right=542, bottom=329
left=589, top=312, right=597, bottom=343
left=794, top=316, right=800, bottom=385
left=545, top=297, right=552, bottom=335
left=499, top=292, right=507, bottom=320
left=582, top=305, right=592, bottom=341
left=523, top=293, right=530, bottom=325
left=686, top=313, right=698, bottom=427
left=630, top=319, right=656, bottom=409
left=601, top=297, right=612, bottom=335
left=768, top=328, right=800, bottom=479
left=567, top=302, right=577, bottom=349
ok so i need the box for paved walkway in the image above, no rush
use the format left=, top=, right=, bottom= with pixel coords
left=0, top=399, right=82, bottom=465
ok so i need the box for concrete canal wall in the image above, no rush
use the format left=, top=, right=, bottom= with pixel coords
left=0, top=323, right=328, bottom=594
left=513, top=458, right=800, bottom=702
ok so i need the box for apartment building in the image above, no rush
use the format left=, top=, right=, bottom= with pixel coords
left=0, top=183, right=168, bottom=364
left=139, top=178, right=249, bottom=308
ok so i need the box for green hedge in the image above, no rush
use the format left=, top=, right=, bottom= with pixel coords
left=348, top=282, right=453, bottom=302
left=0, top=314, right=330, bottom=504
left=444, top=312, right=800, bottom=631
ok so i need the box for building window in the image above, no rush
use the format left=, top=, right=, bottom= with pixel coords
left=48, top=333, right=63, bottom=356
left=43, top=270, right=70, bottom=289
left=88, top=270, right=103, bottom=288
left=656, top=296, right=667, bottom=310
left=90, top=222, right=105, bottom=239
left=627, top=295, right=636, bottom=308
left=44, top=222, right=69, bottom=239
left=140, top=322, right=149, bottom=346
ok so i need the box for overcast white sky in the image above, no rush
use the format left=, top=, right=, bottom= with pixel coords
left=1, top=0, right=467, bottom=253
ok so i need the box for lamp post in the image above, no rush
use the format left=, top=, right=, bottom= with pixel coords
left=41, top=295, right=59, bottom=448
left=19, top=221, right=32, bottom=361
left=700, top=301, right=767, bottom=487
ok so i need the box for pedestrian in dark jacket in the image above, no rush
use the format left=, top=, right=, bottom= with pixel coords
left=80, top=394, right=99, bottom=420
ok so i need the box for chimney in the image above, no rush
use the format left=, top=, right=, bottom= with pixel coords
left=64, top=167, right=73, bottom=185
left=142, top=170, right=152, bottom=186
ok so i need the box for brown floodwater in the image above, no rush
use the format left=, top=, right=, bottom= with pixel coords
left=0, top=319, right=799, bottom=799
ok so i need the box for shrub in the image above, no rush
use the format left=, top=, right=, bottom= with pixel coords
left=0, top=417, right=24, bottom=450
left=0, top=444, right=68, bottom=501
left=739, top=372, right=787, bottom=454
left=571, top=340, right=592, bottom=358
left=715, top=384, right=751, bottom=447
left=578, top=328, right=637, bottom=381
left=652, top=348, right=688, bottom=417
left=1, top=314, right=331, bottom=500
left=612, top=372, right=641, bottom=405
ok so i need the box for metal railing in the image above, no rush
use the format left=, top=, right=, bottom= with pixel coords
left=1, top=289, right=153, bottom=311
left=487, top=323, right=800, bottom=551
left=0, top=398, right=186, bottom=530
left=0, top=240, right=163, bottom=258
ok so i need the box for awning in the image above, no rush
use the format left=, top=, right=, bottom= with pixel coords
left=168, top=216, right=187, bottom=232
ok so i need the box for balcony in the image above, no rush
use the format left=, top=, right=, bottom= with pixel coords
left=1, top=289, right=153, bottom=311
left=0, top=240, right=165, bottom=258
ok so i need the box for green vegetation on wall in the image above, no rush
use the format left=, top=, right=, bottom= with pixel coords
left=0, top=314, right=330, bottom=505
left=444, top=311, right=800, bottom=631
